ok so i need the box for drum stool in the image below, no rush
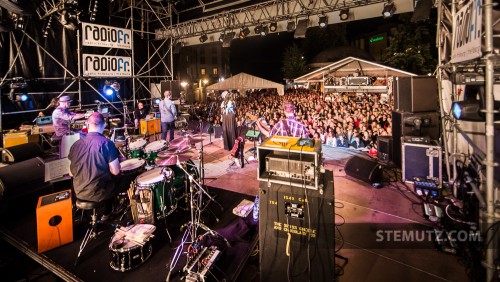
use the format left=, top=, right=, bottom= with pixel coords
left=74, top=199, right=105, bottom=266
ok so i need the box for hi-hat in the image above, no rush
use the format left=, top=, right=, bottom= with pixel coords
left=155, top=154, right=191, bottom=166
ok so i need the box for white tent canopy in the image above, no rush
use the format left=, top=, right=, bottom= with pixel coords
left=294, top=57, right=416, bottom=83
left=206, top=72, right=284, bottom=95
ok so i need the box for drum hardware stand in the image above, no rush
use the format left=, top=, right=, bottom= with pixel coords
left=166, top=160, right=227, bottom=282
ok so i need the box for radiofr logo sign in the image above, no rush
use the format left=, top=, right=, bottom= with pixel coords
left=82, top=54, right=131, bottom=77
left=82, top=22, right=131, bottom=49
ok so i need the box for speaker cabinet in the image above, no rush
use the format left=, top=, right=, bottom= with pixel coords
left=377, top=136, right=393, bottom=162
left=214, top=126, right=223, bottom=138
left=259, top=170, right=335, bottom=282
left=0, top=157, right=47, bottom=201
left=160, top=80, right=181, bottom=100
left=1, top=142, right=44, bottom=163
left=392, top=111, right=440, bottom=168
left=345, top=155, right=383, bottom=184
left=394, top=76, right=438, bottom=112
left=36, top=190, right=73, bottom=253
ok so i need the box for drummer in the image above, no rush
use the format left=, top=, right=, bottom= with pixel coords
left=134, top=102, right=149, bottom=134
left=69, top=112, right=140, bottom=221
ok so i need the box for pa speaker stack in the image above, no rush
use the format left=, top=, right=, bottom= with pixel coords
left=392, top=76, right=440, bottom=168
left=259, top=170, right=335, bottom=281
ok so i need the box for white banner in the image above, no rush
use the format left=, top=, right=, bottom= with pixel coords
left=451, top=0, right=482, bottom=63
left=82, top=54, right=131, bottom=77
left=82, top=22, right=132, bottom=49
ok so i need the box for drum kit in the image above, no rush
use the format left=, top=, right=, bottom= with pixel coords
left=109, top=127, right=225, bottom=274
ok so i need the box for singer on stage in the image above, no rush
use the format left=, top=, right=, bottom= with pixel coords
left=220, top=91, right=237, bottom=151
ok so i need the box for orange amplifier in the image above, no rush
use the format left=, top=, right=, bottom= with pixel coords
left=3, top=130, right=39, bottom=148
left=140, top=118, right=160, bottom=135
left=36, top=190, right=73, bottom=253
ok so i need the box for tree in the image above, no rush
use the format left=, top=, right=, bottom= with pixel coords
left=383, top=14, right=437, bottom=75
left=281, top=44, right=308, bottom=80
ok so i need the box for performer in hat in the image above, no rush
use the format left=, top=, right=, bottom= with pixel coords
left=52, top=95, right=85, bottom=137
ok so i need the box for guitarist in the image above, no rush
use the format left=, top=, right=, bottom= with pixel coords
left=254, top=101, right=309, bottom=138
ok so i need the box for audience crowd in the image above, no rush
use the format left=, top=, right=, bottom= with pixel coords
left=191, top=88, right=393, bottom=149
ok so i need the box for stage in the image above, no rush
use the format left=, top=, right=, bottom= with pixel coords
left=0, top=135, right=469, bottom=282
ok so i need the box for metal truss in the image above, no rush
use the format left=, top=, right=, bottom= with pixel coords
left=157, top=0, right=388, bottom=40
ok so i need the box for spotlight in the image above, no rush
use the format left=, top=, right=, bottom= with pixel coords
left=218, top=32, right=225, bottom=42
left=382, top=2, right=396, bottom=18
left=318, top=15, right=328, bottom=28
left=103, top=80, right=120, bottom=96
left=451, top=101, right=483, bottom=121
left=42, top=16, right=53, bottom=38
left=155, top=98, right=161, bottom=105
left=199, top=34, right=208, bottom=42
left=286, top=20, right=296, bottom=32
left=19, top=94, right=29, bottom=102
left=260, top=25, right=268, bottom=36
left=339, top=8, right=350, bottom=21
left=254, top=25, right=261, bottom=35
left=11, top=13, right=24, bottom=29
left=239, top=27, right=250, bottom=39
left=89, top=0, right=98, bottom=22
left=59, top=10, right=78, bottom=30
left=269, top=22, right=277, bottom=32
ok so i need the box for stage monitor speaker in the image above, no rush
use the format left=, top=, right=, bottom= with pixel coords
left=394, top=76, right=438, bottom=112
left=344, top=155, right=383, bottom=184
left=160, top=80, right=181, bottom=100
left=0, top=157, right=46, bottom=201
left=214, top=126, right=223, bottom=138
left=377, top=136, right=393, bottom=162
left=36, top=190, right=73, bottom=253
left=259, top=170, right=335, bottom=282
left=1, top=142, right=43, bottom=163
left=392, top=111, right=440, bottom=168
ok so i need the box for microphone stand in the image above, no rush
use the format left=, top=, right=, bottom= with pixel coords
left=166, top=160, right=225, bottom=281
left=116, top=94, right=133, bottom=126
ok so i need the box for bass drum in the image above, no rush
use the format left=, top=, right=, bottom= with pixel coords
left=168, top=159, right=199, bottom=195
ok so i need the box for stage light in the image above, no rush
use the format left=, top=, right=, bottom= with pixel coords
left=11, top=13, right=24, bottom=29
left=451, top=101, right=485, bottom=122
left=155, top=98, right=161, bottom=105
left=42, top=16, right=53, bottom=38
left=269, top=22, right=277, bottom=32
left=218, top=32, right=225, bottom=42
left=286, top=20, right=296, bottom=32
left=254, top=25, right=261, bottom=35
left=180, top=81, right=188, bottom=88
left=239, top=27, right=250, bottom=39
left=199, top=34, right=208, bottom=42
left=103, top=80, right=120, bottom=96
left=260, top=25, right=268, bottom=36
left=89, top=0, right=98, bottom=22
left=19, top=94, right=29, bottom=102
left=59, top=10, right=78, bottom=30
left=318, top=15, right=328, bottom=28
left=339, top=8, right=350, bottom=21
left=382, top=2, right=396, bottom=18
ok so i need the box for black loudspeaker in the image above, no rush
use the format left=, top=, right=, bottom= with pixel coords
left=1, top=142, right=44, bottom=163
left=394, top=76, right=438, bottom=112
left=160, top=80, right=181, bottom=100
left=259, top=170, right=335, bottom=282
left=411, top=0, right=433, bottom=22
left=0, top=157, right=47, bottom=201
left=392, top=111, right=440, bottom=168
left=377, top=136, right=393, bottom=162
left=214, top=126, right=223, bottom=138
left=344, top=155, right=383, bottom=184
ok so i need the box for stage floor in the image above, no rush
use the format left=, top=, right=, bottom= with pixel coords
left=0, top=133, right=469, bottom=282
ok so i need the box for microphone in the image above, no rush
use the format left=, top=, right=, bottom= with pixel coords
left=32, top=117, right=38, bottom=123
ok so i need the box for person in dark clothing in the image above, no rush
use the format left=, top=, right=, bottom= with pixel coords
left=221, top=91, right=237, bottom=151
left=69, top=112, right=138, bottom=220
left=336, top=134, right=349, bottom=148
left=133, top=102, right=149, bottom=128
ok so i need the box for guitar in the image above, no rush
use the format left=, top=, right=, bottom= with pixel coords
left=231, top=136, right=244, bottom=158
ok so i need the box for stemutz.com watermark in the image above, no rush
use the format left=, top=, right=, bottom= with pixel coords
left=338, top=223, right=481, bottom=249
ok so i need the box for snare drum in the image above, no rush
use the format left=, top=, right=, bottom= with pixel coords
left=135, top=167, right=176, bottom=221
left=129, top=139, right=147, bottom=158
left=120, top=158, right=146, bottom=175
left=109, top=225, right=154, bottom=272
left=144, top=140, right=167, bottom=163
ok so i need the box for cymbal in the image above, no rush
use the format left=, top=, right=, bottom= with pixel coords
left=155, top=154, right=191, bottom=166
left=158, top=146, right=195, bottom=157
